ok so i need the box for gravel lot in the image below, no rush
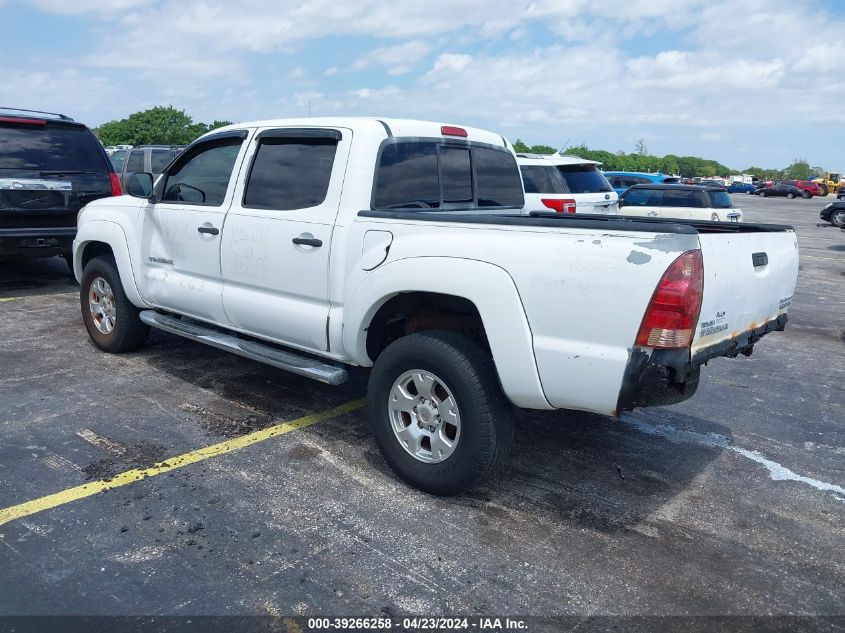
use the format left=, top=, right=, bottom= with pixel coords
left=0, top=194, right=842, bottom=623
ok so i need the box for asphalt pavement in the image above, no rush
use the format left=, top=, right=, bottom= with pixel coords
left=0, top=194, right=842, bottom=624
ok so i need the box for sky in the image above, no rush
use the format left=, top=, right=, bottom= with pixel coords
left=1, top=0, right=843, bottom=171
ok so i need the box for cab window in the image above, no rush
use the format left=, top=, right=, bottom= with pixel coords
left=161, top=137, right=243, bottom=206
left=243, top=136, right=338, bottom=210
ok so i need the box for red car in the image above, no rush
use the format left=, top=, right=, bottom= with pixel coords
left=782, top=180, right=821, bottom=197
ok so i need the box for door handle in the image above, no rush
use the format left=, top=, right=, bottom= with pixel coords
left=292, top=236, right=322, bottom=247
left=197, top=226, right=219, bottom=235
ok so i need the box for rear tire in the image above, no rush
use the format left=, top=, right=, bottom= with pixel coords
left=80, top=255, right=149, bottom=353
left=759, top=191, right=767, bottom=197
left=62, top=253, right=74, bottom=274
left=367, top=331, right=514, bottom=496
left=802, top=192, right=811, bottom=199
left=820, top=184, right=829, bottom=196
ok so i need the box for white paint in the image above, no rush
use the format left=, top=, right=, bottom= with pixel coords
left=622, top=414, right=845, bottom=503
left=76, top=428, right=126, bottom=457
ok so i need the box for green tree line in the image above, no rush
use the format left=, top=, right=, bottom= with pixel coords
left=513, top=139, right=815, bottom=181
left=95, top=106, right=231, bottom=146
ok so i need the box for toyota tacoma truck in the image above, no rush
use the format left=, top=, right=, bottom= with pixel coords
left=72, top=117, right=799, bottom=495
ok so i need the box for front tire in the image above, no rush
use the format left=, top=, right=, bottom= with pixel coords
left=831, top=209, right=845, bottom=227
left=368, top=331, right=514, bottom=495
left=787, top=192, right=796, bottom=199
left=80, top=255, right=149, bottom=353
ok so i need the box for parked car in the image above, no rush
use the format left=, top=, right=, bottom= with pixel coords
left=727, top=182, right=757, bottom=194
left=518, top=154, right=617, bottom=214
left=838, top=189, right=845, bottom=201
left=697, top=179, right=726, bottom=187
left=73, top=117, right=798, bottom=495
left=0, top=107, right=120, bottom=267
left=756, top=183, right=804, bottom=198
left=603, top=171, right=678, bottom=195
left=113, top=145, right=184, bottom=189
left=619, top=184, right=742, bottom=222
left=781, top=180, right=821, bottom=198
left=820, top=201, right=845, bottom=227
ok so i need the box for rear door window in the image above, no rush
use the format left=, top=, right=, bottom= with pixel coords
left=622, top=188, right=663, bottom=206
left=0, top=121, right=107, bottom=172
left=151, top=149, right=177, bottom=174
left=243, top=136, right=338, bottom=210
left=555, top=164, right=613, bottom=193
left=126, top=150, right=144, bottom=173
left=662, top=190, right=704, bottom=208
left=520, top=165, right=566, bottom=194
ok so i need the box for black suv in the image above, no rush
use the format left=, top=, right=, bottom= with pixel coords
left=0, top=107, right=119, bottom=267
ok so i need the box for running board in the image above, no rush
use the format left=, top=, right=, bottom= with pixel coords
left=139, top=311, right=348, bottom=386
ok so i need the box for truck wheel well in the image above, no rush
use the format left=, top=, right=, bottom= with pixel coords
left=365, top=292, right=489, bottom=362
left=80, top=241, right=114, bottom=270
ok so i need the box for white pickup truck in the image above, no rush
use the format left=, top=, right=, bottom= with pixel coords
left=73, top=117, right=799, bottom=495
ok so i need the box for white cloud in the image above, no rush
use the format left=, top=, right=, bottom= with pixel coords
left=353, top=40, right=431, bottom=75
left=13, top=0, right=845, bottom=167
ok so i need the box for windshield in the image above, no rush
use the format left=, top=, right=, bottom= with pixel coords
left=0, top=122, right=108, bottom=172
left=555, top=164, right=613, bottom=193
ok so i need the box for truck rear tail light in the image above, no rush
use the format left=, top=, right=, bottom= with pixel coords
left=109, top=172, right=123, bottom=196
left=441, top=125, right=468, bottom=137
left=541, top=198, right=576, bottom=213
left=635, top=250, right=703, bottom=349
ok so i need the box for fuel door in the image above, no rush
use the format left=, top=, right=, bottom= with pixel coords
left=361, top=230, right=393, bottom=271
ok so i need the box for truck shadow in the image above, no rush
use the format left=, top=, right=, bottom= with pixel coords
left=142, top=332, right=728, bottom=536
left=460, top=407, right=729, bottom=534
left=0, top=256, right=76, bottom=298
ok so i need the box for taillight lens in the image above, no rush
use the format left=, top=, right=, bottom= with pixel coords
left=541, top=198, right=576, bottom=213
left=635, top=250, right=703, bottom=349
left=441, top=125, right=468, bottom=137
left=109, top=172, right=123, bottom=196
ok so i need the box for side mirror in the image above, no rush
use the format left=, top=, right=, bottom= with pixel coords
left=617, top=198, right=625, bottom=207
left=126, top=172, right=154, bottom=199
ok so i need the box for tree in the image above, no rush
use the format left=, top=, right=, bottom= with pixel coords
left=635, top=138, right=648, bottom=155
left=95, top=106, right=232, bottom=146
left=784, top=159, right=811, bottom=181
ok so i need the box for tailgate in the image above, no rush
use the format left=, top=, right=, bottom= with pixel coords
left=574, top=193, right=619, bottom=215
left=693, top=228, right=798, bottom=356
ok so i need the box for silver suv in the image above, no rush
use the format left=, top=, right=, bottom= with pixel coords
left=109, top=145, right=183, bottom=188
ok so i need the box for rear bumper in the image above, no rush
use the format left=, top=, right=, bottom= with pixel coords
left=0, top=227, right=76, bottom=258
left=616, top=313, right=788, bottom=412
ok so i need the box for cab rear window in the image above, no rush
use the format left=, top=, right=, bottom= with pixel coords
left=0, top=121, right=108, bottom=172
left=373, top=141, right=524, bottom=210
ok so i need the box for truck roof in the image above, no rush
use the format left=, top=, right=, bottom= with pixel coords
left=206, top=117, right=511, bottom=149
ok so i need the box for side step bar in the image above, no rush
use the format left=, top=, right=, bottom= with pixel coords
left=139, top=311, right=348, bottom=386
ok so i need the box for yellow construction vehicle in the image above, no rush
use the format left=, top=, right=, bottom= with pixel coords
left=811, top=172, right=843, bottom=196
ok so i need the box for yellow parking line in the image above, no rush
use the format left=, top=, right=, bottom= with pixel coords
left=0, top=297, right=20, bottom=303
left=0, top=399, right=366, bottom=527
